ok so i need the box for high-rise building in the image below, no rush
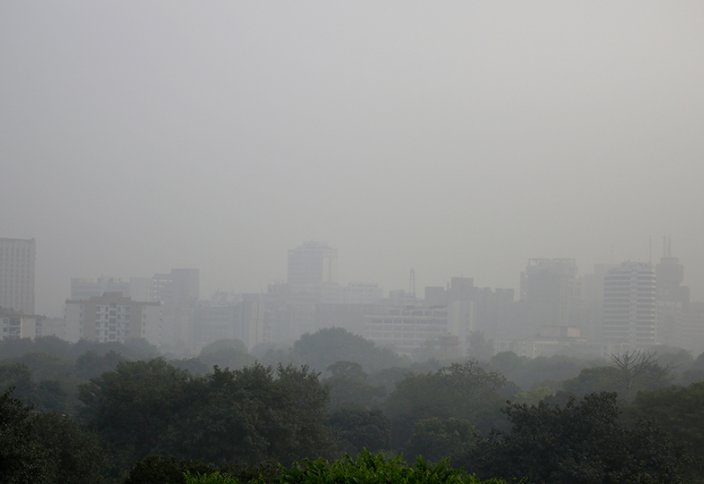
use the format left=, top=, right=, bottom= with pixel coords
left=151, top=268, right=199, bottom=352
left=655, top=238, right=690, bottom=348
left=287, top=242, right=337, bottom=287
left=0, top=238, right=36, bottom=314
left=520, top=258, right=579, bottom=336
left=602, top=262, right=657, bottom=348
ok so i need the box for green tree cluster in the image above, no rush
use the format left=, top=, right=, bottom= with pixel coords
left=471, top=392, right=685, bottom=483
left=80, top=359, right=330, bottom=471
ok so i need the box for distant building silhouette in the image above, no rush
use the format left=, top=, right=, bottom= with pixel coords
left=655, top=238, right=691, bottom=348
left=0, top=238, right=35, bottom=315
left=520, top=258, right=579, bottom=335
left=287, top=241, right=337, bottom=287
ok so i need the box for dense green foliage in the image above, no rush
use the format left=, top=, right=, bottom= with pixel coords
left=1, top=333, right=704, bottom=482
left=80, top=360, right=330, bottom=470
left=471, top=392, right=685, bottom=483
left=181, top=451, right=506, bottom=484
left=0, top=390, right=107, bottom=483
left=292, top=328, right=405, bottom=373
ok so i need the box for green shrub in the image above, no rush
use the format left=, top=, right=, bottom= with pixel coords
left=182, top=450, right=505, bottom=484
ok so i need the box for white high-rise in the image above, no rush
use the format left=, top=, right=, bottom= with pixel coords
left=0, top=238, right=36, bottom=314
left=602, top=262, right=657, bottom=348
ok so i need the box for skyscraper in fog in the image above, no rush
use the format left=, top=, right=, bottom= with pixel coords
left=520, top=258, right=579, bottom=334
left=287, top=242, right=337, bottom=287
left=0, top=238, right=36, bottom=314
left=655, top=238, right=690, bottom=348
left=602, top=262, right=657, bottom=348
left=151, top=268, right=200, bottom=352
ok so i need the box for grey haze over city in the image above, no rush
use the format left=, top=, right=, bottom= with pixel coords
left=2, top=1, right=704, bottom=319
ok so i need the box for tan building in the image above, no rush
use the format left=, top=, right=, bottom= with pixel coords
left=0, top=307, right=39, bottom=340
left=65, top=292, right=161, bottom=344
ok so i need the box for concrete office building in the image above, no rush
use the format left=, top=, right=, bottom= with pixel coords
left=0, top=238, right=36, bottom=315
left=602, top=262, right=657, bottom=349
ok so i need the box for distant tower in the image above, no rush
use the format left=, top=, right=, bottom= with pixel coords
left=0, top=238, right=36, bottom=314
left=520, top=258, right=579, bottom=332
left=602, top=262, right=656, bottom=348
left=287, top=242, right=337, bottom=287
left=655, top=237, right=690, bottom=347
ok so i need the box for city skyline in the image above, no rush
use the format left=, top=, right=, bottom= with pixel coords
left=2, top=234, right=698, bottom=317
left=3, top=2, right=704, bottom=317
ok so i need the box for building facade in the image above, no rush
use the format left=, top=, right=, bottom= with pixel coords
left=0, top=238, right=36, bottom=315
left=65, top=292, right=161, bottom=344
left=602, top=262, right=657, bottom=349
left=0, top=307, right=39, bottom=340
left=287, top=241, right=337, bottom=287
left=520, top=258, right=580, bottom=337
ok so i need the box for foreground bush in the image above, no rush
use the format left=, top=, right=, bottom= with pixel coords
left=182, top=450, right=505, bottom=483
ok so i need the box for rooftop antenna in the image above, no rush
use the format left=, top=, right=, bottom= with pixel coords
left=648, top=236, right=652, bottom=267
left=409, top=268, right=416, bottom=298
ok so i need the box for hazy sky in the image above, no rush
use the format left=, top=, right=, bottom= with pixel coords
left=2, top=1, right=703, bottom=315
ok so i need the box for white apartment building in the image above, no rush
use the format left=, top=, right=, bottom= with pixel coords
left=602, top=262, right=657, bottom=348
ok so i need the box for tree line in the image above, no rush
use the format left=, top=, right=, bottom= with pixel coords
left=1, top=329, right=704, bottom=482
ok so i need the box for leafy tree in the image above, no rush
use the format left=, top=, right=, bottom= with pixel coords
left=74, top=350, right=124, bottom=380
left=159, top=364, right=331, bottom=466
left=561, top=366, right=623, bottom=396
left=489, top=352, right=597, bottom=391
left=631, top=382, right=704, bottom=478
left=326, top=408, right=390, bottom=455
left=292, top=328, right=405, bottom=373
left=681, top=351, right=704, bottom=385
left=0, top=390, right=49, bottom=483
left=561, top=351, right=672, bottom=401
left=276, top=450, right=505, bottom=484
left=179, top=451, right=508, bottom=484
left=406, top=417, right=477, bottom=464
left=0, top=363, right=36, bottom=403
left=610, top=351, right=671, bottom=399
left=509, top=385, right=555, bottom=406
left=324, top=361, right=386, bottom=410
left=125, top=456, right=216, bottom=484
left=385, top=361, right=510, bottom=449
left=79, top=358, right=192, bottom=469
left=198, top=339, right=255, bottom=371
left=30, top=412, right=108, bottom=483
left=470, top=393, right=685, bottom=483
